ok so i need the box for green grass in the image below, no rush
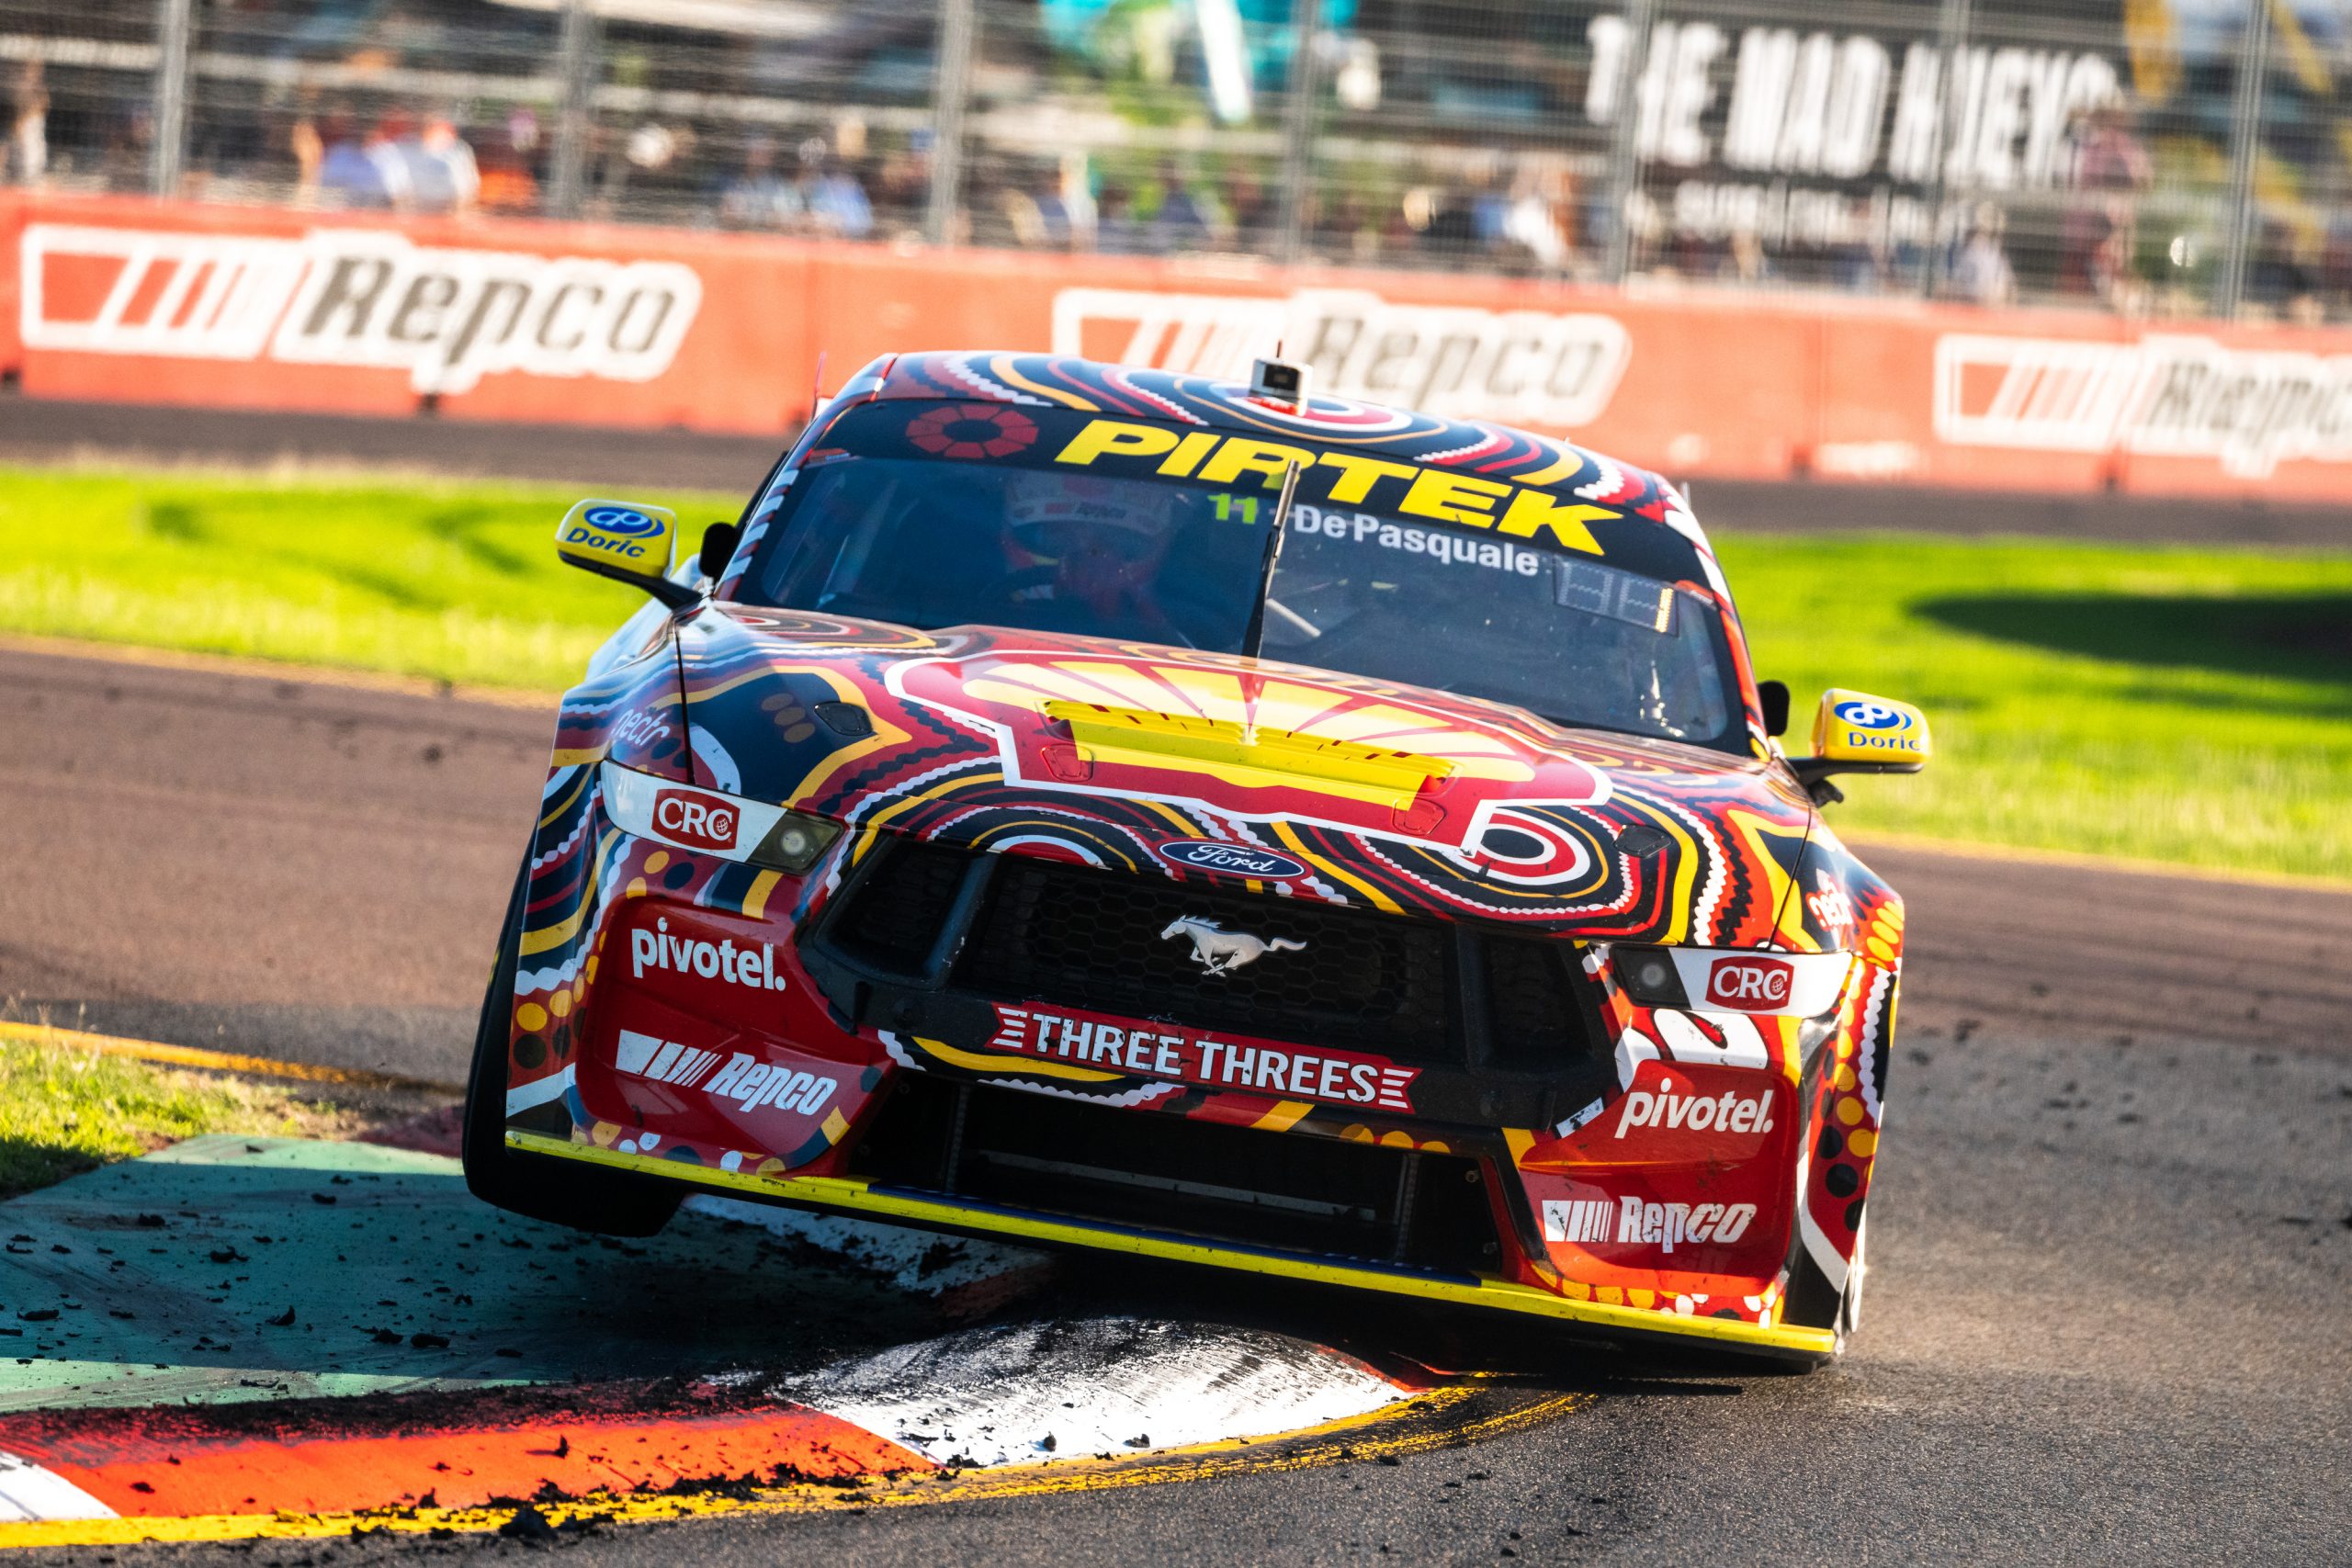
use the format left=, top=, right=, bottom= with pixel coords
left=0, top=1040, right=363, bottom=1200
left=2, top=465, right=2347, bottom=882
left=1715, top=535, right=2352, bottom=881
left=0, top=467, right=736, bottom=690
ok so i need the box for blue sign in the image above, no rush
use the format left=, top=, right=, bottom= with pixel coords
left=1156, top=840, right=1307, bottom=880
left=583, top=505, right=662, bottom=537
left=1833, top=700, right=1908, bottom=731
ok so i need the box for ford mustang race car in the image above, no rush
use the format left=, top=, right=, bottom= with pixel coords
left=463, top=351, right=1929, bottom=1366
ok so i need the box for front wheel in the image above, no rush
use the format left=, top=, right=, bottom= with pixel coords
left=460, top=859, right=679, bottom=1237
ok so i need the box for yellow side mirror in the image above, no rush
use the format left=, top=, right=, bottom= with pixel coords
left=554, top=499, right=697, bottom=609
left=1811, top=689, right=1930, bottom=769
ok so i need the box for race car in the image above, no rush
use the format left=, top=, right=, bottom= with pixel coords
left=464, top=351, right=1928, bottom=1366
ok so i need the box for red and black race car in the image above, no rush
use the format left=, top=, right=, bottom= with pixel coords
left=464, top=351, right=1929, bottom=1365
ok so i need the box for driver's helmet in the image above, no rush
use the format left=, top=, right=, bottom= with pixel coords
left=1002, top=473, right=1176, bottom=568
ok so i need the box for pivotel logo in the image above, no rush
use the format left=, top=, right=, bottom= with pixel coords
left=652, top=789, right=739, bottom=852
left=628, top=917, right=786, bottom=991
left=1155, top=840, right=1307, bottom=880
left=1615, top=1081, right=1774, bottom=1139
left=1832, top=700, right=1910, bottom=731
left=1542, top=1196, right=1758, bottom=1252
left=1704, top=955, right=1794, bottom=1010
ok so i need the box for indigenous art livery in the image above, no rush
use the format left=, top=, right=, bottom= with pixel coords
left=465, top=351, right=1931, bottom=1364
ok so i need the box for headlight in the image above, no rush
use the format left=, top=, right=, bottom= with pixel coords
left=599, top=761, right=843, bottom=874
left=759, top=811, right=842, bottom=874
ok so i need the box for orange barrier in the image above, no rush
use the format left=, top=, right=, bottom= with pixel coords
left=8, top=190, right=2349, bottom=501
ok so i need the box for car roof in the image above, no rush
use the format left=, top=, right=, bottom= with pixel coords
left=832, top=350, right=1721, bottom=584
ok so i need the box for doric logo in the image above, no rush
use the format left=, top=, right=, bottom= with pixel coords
left=1159, top=917, right=1306, bottom=976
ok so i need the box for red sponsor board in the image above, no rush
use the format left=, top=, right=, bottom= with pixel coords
left=8, top=190, right=2352, bottom=501
left=986, top=1001, right=1421, bottom=1113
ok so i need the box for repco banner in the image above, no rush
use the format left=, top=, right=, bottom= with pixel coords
left=6, top=191, right=2352, bottom=501
left=22, top=223, right=699, bottom=394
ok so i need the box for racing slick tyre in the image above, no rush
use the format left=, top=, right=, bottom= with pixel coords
left=461, top=860, right=680, bottom=1237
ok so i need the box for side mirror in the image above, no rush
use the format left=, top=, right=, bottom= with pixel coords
left=1756, top=679, right=1790, bottom=738
left=554, top=499, right=699, bottom=610
left=698, top=521, right=741, bottom=582
left=1789, top=688, right=1929, bottom=806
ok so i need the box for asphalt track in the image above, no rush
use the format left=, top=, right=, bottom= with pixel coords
left=2, top=642, right=2349, bottom=1563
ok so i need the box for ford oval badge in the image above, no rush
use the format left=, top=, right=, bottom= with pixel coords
left=1156, top=840, right=1308, bottom=880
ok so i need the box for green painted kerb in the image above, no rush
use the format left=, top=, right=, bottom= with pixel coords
left=0, top=1136, right=951, bottom=1412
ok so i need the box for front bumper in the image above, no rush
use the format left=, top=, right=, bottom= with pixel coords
left=505, top=1128, right=1838, bottom=1362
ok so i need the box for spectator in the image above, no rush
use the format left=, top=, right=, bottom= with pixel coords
left=397, top=114, right=479, bottom=214
left=717, top=135, right=800, bottom=229
left=2248, top=217, right=2324, bottom=323
left=1497, top=162, right=1577, bottom=273
left=316, top=112, right=410, bottom=209
left=2062, top=100, right=2154, bottom=308
left=7, top=60, right=47, bottom=186
left=474, top=110, right=540, bottom=214
left=1001, top=167, right=1081, bottom=249
left=1718, top=224, right=1775, bottom=286
left=1944, top=205, right=2018, bottom=306
left=1147, top=163, right=1217, bottom=249
left=1096, top=182, right=1145, bottom=254
left=798, top=141, right=873, bottom=239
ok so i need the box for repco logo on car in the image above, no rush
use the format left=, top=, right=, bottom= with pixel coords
left=651, top=789, right=738, bottom=851
left=1705, top=955, right=1793, bottom=1010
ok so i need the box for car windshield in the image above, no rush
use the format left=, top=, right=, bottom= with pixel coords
left=747, top=420, right=1742, bottom=750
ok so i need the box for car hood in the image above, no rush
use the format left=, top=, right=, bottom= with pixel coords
left=665, top=605, right=1815, bottom=946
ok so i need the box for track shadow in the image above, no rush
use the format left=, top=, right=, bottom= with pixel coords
left=1916, top=592, right=2352, bottom=688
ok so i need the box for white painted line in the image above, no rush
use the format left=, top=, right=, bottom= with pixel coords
left=774, top=1316, right=1410, bottom=1468
left=0, top=1453, right=116, bottom=1522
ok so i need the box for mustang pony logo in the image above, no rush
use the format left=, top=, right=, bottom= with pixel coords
left=1160, top=917, right=1306, bottom=976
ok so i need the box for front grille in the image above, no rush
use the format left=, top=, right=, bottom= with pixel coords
left=1482, top=935, right=1586, bottom=1069
left=956, top=854, right=1458, bottom=1062
left=825, top=842, right=969, bottom=974
left=805, top=841, right=1613, bottom=1103
left=850, top=1077, right=1500, bottom=1275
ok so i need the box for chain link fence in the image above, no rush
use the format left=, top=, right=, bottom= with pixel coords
left=0, top=0, right=2338, bottom=321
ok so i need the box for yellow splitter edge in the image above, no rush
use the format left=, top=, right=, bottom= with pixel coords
left=510, top=1131, right=1836, bottom=1358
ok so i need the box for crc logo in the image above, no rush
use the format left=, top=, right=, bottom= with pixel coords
left=1704, top=955, right=1794, bottom=1010
left=652, top=788, right=739, bottom=851
left=1155, top=840, right=1308, bottom=880
left=1832, top=700, right=1909, bottom=731
left=582, top=505, right=662, bottom=537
